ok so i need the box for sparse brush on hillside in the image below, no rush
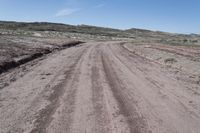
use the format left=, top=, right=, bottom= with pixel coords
left=0, top=21, right=200, bottom=45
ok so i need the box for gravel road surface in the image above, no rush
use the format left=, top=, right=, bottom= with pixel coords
left=0, top=42, right=200, bottom=133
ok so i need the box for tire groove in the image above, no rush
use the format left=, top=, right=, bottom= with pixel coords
left=30, top=46, right=88, bottom=133
left=101, top=51, right=148, bottom=133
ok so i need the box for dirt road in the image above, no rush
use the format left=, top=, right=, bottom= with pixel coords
left=0, top=42, right=200, bottom=133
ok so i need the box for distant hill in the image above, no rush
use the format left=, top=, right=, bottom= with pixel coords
left=0, top=21, right=175, bottom=37
left=0, top=21, right=130, bottom=38
left=0, top=21, right=199, bottom=45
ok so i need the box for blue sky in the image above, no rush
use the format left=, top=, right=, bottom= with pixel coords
left=0, top=0, right=200, bottom=33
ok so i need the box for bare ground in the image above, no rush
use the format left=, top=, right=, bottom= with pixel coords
left=0, top=35, right=82, bottom=74
left=0, top=42, right=200, bottom=133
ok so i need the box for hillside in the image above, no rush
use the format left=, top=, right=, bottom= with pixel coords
left=0, top=21, right=200, bottom=45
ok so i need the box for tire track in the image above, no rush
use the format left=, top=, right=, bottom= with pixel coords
left=106, top=42, right=200, bottom=133
left=30, top=46, right=89, bottom=133
left=101, top=51, right=148, bottom=133
left=91, top=47, right=110, bottom=133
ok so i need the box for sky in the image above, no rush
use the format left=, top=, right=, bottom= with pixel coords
left=0, top=0, right=200, bottom=34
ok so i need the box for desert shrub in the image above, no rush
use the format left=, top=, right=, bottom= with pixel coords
left=164, top=58, right=177, bottom=64
left=183, top=39, right=188, bottom=43
left=192, top=40, right=198, bottom=43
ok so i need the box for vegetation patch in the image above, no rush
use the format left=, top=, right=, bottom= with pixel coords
left=164, top=58, right=177, bottom=64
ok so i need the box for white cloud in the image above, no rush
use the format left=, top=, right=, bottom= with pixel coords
left=94, top=4, right=105, bottom=8
left=55, top=8, right=80, bottom=17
